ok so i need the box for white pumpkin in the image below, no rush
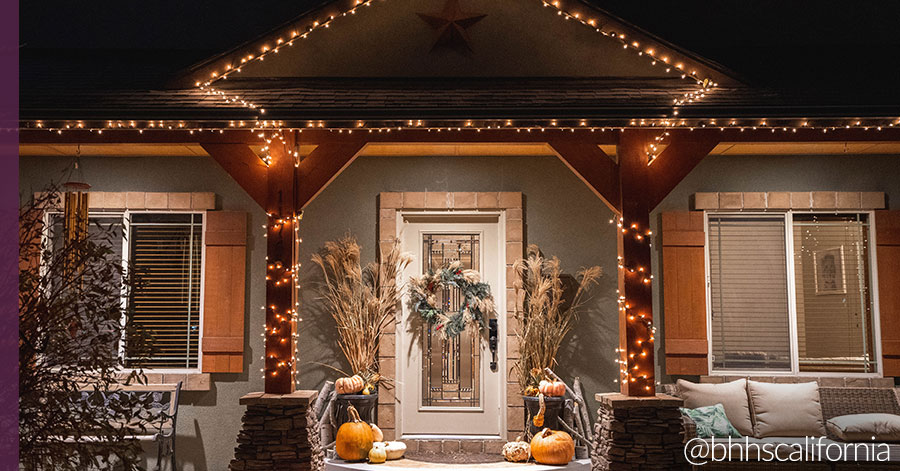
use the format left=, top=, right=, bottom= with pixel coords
left=383, top=441, right=407, bottom=460
left=369, top=423, right=384, bottom=442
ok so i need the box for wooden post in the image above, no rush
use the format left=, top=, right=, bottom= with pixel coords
left=265, top=131, right=298, bottom=394
left=616, top=130, right=657, bottom=397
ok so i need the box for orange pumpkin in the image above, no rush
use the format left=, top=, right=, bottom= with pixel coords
left=538, top=380, right=565, bottom=397
left=336, top=375, right=365, bottom=395
left=530, top=428, right=574, bottom=465
left=335, top=405, right=374, bottom=461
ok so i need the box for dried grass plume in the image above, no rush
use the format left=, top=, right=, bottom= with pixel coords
left=312, top=235, right=412, bottom=377
left=513, top=244, right=601, bottom=394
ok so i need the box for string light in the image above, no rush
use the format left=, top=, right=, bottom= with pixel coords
left=22, top=117, right=900, bottom=135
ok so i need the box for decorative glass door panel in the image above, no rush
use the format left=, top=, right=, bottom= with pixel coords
left=421, top=234, right=481, bottom=407
left=399, top=216, right=504, bottom=437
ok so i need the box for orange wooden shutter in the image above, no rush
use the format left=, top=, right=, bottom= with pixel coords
left=202, top=211, right=247, bottom=373
left=661, top=211, right=709, bottom=375
left=875, top=210, right=900, bottom=376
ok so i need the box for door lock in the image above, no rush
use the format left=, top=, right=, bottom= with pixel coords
left=489, top=319, right=498, bottom=372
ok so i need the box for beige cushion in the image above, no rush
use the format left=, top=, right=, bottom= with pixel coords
left=827, top=414, right=900, bottom=442
left=677, top=378, right=753, bottom=436
left=747, top=380, right=826, bottom=437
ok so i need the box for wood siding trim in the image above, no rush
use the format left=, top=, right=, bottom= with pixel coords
left=876, top=211, right=900, bottom=376
left=661, top=211, right=708, bottom=375
left=202, top=211, right=248, bottom=374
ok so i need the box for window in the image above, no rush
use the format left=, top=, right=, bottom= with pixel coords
left=707, top=212, right=877, bottom=374
left=47, top=211, right=204, bottom=370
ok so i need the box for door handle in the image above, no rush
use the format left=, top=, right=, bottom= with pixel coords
left=489, top=319, right=498, bottom=372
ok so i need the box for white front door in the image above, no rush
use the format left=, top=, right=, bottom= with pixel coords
left=397, top=213, right=505, bottom=437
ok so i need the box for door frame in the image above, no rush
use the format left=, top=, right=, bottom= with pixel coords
left=397, top=213, right=505, bottom=437
left=376, top=192, right=525, bottom=442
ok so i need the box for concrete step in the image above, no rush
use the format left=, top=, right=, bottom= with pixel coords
left=325, top=457, right=592, bottom=471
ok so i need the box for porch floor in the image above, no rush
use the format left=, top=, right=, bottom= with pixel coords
left=325, top=458, right=592, bottom=471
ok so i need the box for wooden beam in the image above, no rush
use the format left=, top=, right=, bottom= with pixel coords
left=616, top=130, right=658, bottom=397
left=548, top=140, right=621, bottom=213
left=645, top=132, right=720, bottom=209
left=297, top=140, right=367, bottom=209
left=201, top=143, right=268, bottom=208
left=264, top=132, right=298, bottom=394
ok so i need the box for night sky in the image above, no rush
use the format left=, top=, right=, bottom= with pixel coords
left=18, top=0, right=900, bottom=101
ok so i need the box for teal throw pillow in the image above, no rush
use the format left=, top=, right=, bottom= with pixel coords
left=680, top=403, right=742, bottom=438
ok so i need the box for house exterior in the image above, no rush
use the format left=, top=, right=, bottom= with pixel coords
left=18, top=0, right=900, bottom=470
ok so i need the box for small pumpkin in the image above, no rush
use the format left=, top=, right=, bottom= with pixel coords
left=538, top=379, right=566, bottom=397
left=362, top=383, right=375, bottom=395
left=336, top=375, right=365, bottom=395
left=384, top=441, right=407, bottom=460
left=370, top=423, right=384, bottom=442
left=368, top=442, right=387, bottom=464
left=530, top=428, right=574, bottom=465
left=335, top=405, right=374, bottom=461
left=501, top=436, right=531, bottom=462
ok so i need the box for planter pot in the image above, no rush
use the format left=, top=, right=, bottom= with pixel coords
left=334, top=393, right=378, bottom=427
left=522, top=395, right=565, bottom=436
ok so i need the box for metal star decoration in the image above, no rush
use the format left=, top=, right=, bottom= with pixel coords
left=417, top=0, right=487, bottom=54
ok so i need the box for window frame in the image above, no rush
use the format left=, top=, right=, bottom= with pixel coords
left=41, top=209, right=207, bottom=374
left=704, top=210, right=883, bottom=377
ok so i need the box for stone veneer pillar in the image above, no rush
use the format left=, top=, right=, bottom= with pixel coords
left=230, top=390, right=324, bottom=471
left=592, top=393, right=688, bottom=471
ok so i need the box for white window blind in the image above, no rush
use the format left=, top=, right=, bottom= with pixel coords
left=793, top=214, right=875, bottom=373
left=708, top=215, right=792, bottom=371
left=125, top=213, right=203, bottom=369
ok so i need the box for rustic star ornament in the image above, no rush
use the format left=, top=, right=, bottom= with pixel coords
left=417, top=0, right=487, bottom=54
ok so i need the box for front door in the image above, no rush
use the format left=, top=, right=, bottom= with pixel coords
left=398, top=213, right=505, bottom=437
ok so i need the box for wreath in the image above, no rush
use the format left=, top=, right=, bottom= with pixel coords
left=408, top=261, right=495, bottom=338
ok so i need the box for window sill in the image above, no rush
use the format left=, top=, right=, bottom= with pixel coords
left=118, top=372, right=210, bottom=391
left=701, top=374, right=893, bottom=388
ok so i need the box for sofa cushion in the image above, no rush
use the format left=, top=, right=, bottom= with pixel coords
left=826, top=413, right=900, bottom=442
left=747, top=380, right=826, bottom=437
left=680, top=403, right=742, bottom=438
left=677, top=378, right=753, bottom=436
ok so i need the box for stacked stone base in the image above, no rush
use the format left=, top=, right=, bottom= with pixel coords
left=591, top=393, right=688, bottom=471
left=230, top=391, right=324, bottom=471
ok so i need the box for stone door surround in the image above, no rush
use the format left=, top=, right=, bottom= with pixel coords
left=376, top=191, right=525, bottom=442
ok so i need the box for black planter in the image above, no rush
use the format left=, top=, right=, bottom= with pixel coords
left=522, top=395, right=565, bottom=436
left=334, top=393, right=378, bottom=427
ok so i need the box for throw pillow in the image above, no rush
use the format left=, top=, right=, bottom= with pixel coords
left=680, top=403, right=742, bottom=438
left=747, top=380, right=826, bottom=437
left=826, top=413, right=900, bottom=442
left=677, top=378, right=754, bottom=436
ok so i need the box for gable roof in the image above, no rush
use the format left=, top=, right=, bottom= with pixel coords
left=18, top=0, right=900, bottom=129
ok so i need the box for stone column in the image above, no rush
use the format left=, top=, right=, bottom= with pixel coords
left=230, top=390, right=324, bottom=471
left=592, top=393, right=687, bottom=471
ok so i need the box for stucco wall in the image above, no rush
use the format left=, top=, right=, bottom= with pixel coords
left=19, top=155, right=269, bottom=471
left=19, top=153, right=620, bottom=470
left=651, top=153, right=900, bottom=383
left=19, top=151, right=900, bottom=470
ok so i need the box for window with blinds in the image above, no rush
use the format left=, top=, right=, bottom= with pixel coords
left=125, top=213, right=203, bottom=369
left=708, top=215, right=792, bottom=371
left=793, top=214, right=875, bottom=373
left=708, top=212, right=877, bottom=374
left=45, top=211, right=204, bottom=370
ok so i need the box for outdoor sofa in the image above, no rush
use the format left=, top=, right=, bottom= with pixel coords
left=665, top=378, right=900, bottom=470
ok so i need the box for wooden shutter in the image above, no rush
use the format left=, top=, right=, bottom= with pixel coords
left=875, top=210, right=900, bottom=376
left=202, top=211, right=247, bottom=373
left=661, top=211, right=708, bottom=375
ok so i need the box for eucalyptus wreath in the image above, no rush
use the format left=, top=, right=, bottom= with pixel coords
left=408, top=261, right=495, bottom=338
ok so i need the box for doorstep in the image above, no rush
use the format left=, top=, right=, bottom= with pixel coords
left=325, top=458, right=591, bottom=471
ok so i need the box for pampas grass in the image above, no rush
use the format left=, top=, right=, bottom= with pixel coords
left=312, top=235, right=412, bottom=377
left=513, top=244, right=601, bottom=394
